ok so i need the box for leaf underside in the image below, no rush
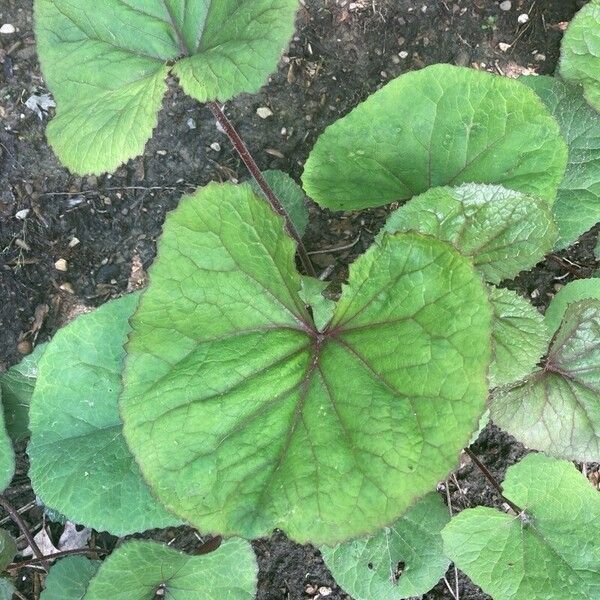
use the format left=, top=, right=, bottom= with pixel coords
left=491, top=300, right=600, bottom=461
left=40, top=556, right=100, bottom=600
left=559, top=0, right=600, bottom=112
left=522, top=76, right=600, bottom=248
left=442, top=453, right=600, bottom=600
left=121, top=182, right=492, bottom=545
left=488, top=286, right=549, bottom=389
left=82, top=539, right=257, bottom=600
left=28, top=293, right=179, bottom=536
left=320, top=492, right=451, bottom=599
left=0, top=391, right=15, bottom=494
left=302, top=64, right=567, bottom=211
left=34, top=0, right=299, bottom=174
left=384, top=184, right=558, bottom=284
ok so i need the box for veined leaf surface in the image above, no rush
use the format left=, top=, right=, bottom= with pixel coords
left=544, top=277, right=600, bottom=336
left=41, top=556, right=100, bottom=600
left=442, top=453, right=600, bottom=600
left=0, top=392, right=14, bottom=494
left=35, top=0, right=299, bottom=174
left=302, top=65, right=567, bottom=210
left=121, top=182, right=492, bottom=544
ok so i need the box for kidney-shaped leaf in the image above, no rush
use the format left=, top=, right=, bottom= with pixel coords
left=544, top=277, right=600, bottom=336
left=488, top=286, right=549, bottom=389
left=442, top=453, right=600, bottom=600
left=384, top=184, right=558, bottom=284
left=0, top=342, right=47, bottom=442
left=320, top=492, right=451, bottom=600
left=34, top=0, right=299, bottom=175
left=0, top=392, right=14, bottom=494
left=120, top=182, right=492, bottom=545
left=559, top=0, right=600, bottom=112
left=28, top=293, right=179, bottom=536
left=491, top=299, right=600, bottom=461
left=82, top=538, right=257, bottom=600
left=41, top=556, right=100, bottom=600
left=302, top=64, right=567, bottom=210
left=522, top=76, right=600, bottom=248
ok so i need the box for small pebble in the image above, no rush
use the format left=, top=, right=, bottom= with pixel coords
left=399, top=51, right=409, bottom=59
left=319, top=587, right=332, bottom=597
left=499, top=1, right=511, bottom=10
left=59, top=282, right=75, bottom=294
left=15, top=208, right=30, bottom=220
left=498, top=42, right=511, bottom=52
left=17, top=340, right=32, bottom=355
left=0, top=24, right=16, bottom=34
left=54, top=258, right=68, bottom=272
left=68, top=237, right=80, bottom=248
left=187, top=117, right=197, bottom=130
left=256, top=106, right=273, bottom=119
left=210, top=142, right=221, bottom=152
left=518, top=13, right=529, bottom=24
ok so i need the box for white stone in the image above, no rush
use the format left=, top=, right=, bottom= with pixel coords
left=256, top=106, right=273, bottom=119
left=499, top=1, right=511, bottom=11
left=518, top=13, right=529, bottom=24
left=210, top=142, right=221, bottom=152
left=498, top=42, right=511, bottom=52
left=0, top=24, right=16, bottom=34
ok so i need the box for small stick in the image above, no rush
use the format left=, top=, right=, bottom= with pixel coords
left=208, top=102, right=316, bottom=277
left=0, top=497, right=47, bottom=570
left=464, top=448, right=523, bottom=515
left=8, top=547, right=110, bottom=569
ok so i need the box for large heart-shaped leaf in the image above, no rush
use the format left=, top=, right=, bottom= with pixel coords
left=544, top=278, right=600, bottom=336
left=0, top=392, right=14, bottom=494
left=383, top=184, right=558, bottom=284
left=559, top=0, right=600, bottom=112
left=28, top=293, right=179, bottom=535
left=0, top=342, right=47, bottom=442
left=491, top=299, right=600, bottom=461
left=302, top=65, right=567, bottom=211
left=82, top=539, right=257, bottom=600
left=34, top=0, right=299, bottom=175
left=41, top=556, right=100, bottom=600
left=442, top=453, right=600, bottom=600
left=521, top=76, right=600, bottom=248
left=320, top=492, right=451, bottom=600
left=120, top=182, right=492, bottom=544
left=488, top=286, right=549, bottom=389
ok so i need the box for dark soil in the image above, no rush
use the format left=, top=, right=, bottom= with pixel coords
left=0, top=1, right=596, bottom=599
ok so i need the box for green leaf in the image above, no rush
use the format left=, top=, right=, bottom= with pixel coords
left=442, top=453, right=600, bottom=600
left=34, top=0, right=299, bottom=175
left=521, top=76, right=600, bottom=248
left=559, top=0, right=600, bottom=112
left=120, top=182, right=492, bottom=544
left=0, top=342, right=47, bottom=442
left=82, top=538, right=257, bottom=600
left=298, top=277, right=335, bottom=332
left=302, top=64, right=567, bottom=211
left=0, top=392, right=14, bottom=494
left=0, top=530, right=16, bottom=572
left=488, top=286, right=549, bottom=389
left=384, top=184, right=558, bottom=284
left=491, top=299, right=600, bottom=461
left=250, top=170, right=310, bottom=237
left=0, top=578, right=15, bottom=600
left=28, top=293, right=179, bottom=536
left=41, top=556, right=100, bottom=600
left=544, top=277, right=600, bottom=336
left=320, top=492, right=451, bottom=599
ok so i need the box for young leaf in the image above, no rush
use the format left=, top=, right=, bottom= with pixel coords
left=320, top=492, right=451, bottom=600
left=544, top=277, right=600, bottom=336
left=488, top=286, right=549, bottom=389
left=34, top=0, right=299, bottom=175
left=521, top=76, right=600, bottom=248
left=0, top=530, right=16, bottom=572
left=384, top=184, right=558, bottom=284
left=442, top=453, right=600, bottom=600
left=0, top=342, right=47, bottom=442
left=250, top=171, right=310, bottom=237
left=82, top=538, right=257, bottom=600
left=120, top=182, right=492, bottom=545
left=0, top=392, right=14, bottom=494
left=298, top=277, right=335, bottom=332
left=28, top=293, right=179, bottom=536
left=302, top=64, right=567, bottom=210
left=40, top=556, right=100, bottom=600
left=491, top=300, right=600, bottom=461
left=559, top=0, right=600, bottom=112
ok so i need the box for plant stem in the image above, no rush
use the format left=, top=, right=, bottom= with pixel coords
left=8, top=547, right=110, bottom=569
left=0, top=496, right=47, bottom=569
left=208, top=101, right=316, bottom=277
left=464, top=448, right=523, bottom=515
